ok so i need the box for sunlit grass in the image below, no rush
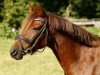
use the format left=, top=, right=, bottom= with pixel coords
left=0, top=38, right=64, bottom=75
left=83, top=26, right=100, bottom=36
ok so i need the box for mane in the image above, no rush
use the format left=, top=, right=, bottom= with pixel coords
left=48, top=13, right=99, bottom=47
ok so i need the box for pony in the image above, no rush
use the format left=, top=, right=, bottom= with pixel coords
left=10, top=4, right=100, bottom=75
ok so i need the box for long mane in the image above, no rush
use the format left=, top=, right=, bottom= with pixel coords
left=48, top=13, right=99, bottom=47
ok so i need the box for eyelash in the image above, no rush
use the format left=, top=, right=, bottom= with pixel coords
left=33, top=26, right=42, bottom=30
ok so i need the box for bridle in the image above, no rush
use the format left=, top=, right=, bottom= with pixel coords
left=16, top=16, right=48, bottom=55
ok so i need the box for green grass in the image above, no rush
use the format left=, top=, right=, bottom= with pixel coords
left=0, top=38, right=64, bottom=75
left=83, top=27, right=100, bottom=36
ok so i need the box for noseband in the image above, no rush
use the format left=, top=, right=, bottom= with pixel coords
left=16, top=17, right=48, bottom=54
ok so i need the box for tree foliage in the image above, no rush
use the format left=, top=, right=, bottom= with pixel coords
left=0, top=0, right=36, bottom=38
left=0, top=0, right=4, bottom=22
left=71, top=0, right=100, bottom=18
left=36, top=0, right=69, bottom=15
left=0, top=0, right=99, bottom=38
left=37, top=0, right=100, bottom=18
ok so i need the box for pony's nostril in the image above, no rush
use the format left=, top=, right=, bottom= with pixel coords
left=10, top=48, right=17, bottom=56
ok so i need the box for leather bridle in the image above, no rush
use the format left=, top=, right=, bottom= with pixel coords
left=16, top=17, right=48, bottom=55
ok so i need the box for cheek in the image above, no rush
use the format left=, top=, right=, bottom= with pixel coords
left=25, top=30, right=38, bottom=40
left=37, top=37, right=46, bottom=48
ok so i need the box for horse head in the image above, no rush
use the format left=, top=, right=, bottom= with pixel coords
left=10, top=4, right=48, bottom=60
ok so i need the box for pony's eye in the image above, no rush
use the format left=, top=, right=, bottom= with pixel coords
left=33, top=26, right=42, bottom=30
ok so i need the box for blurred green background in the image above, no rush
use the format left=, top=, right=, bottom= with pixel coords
left=0, top=0, right=100, bottom=38
left=0, top=0, right=100, bottom=75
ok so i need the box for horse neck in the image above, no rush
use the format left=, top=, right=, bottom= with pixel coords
left=47, top=13, right=81, bottom=70
left=47, top=29, right=81, bottom=69
left=46, top=14, right=100, bottom=74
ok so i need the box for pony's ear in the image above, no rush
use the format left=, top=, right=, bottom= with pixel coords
left=29, top=3, right=35, bottom=14
left=37, top=3, right=46, bottom=17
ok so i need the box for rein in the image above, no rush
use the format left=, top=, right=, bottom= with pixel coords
left=16, top=17, right=48, bottom=54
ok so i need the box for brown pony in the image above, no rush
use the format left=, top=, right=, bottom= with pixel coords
left=10, top=4, right=100, bottom=75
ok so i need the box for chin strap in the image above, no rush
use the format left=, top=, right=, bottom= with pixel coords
left=37, top=28, right=48, bottom=53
